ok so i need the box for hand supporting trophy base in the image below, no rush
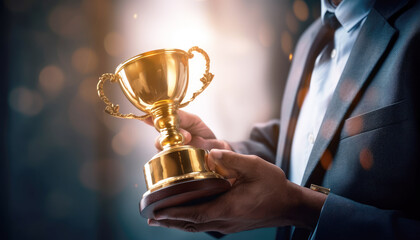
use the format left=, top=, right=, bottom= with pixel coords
left=97, top=47, right=231, bottom=218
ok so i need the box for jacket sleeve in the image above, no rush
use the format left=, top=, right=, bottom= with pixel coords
left=228, top=119, right=280, bottom=164
left=311, top=193, right=420, bottom=240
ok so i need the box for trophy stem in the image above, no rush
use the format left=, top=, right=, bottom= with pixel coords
left=151, top=100, right=184, bottom=150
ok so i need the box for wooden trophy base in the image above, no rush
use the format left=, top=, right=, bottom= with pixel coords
left=140, top=178, right=231, bottom=219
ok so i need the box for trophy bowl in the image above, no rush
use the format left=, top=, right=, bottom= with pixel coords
left=115, top=49, right=189, bottom=112
left=97, top=47, right=231, bottom=219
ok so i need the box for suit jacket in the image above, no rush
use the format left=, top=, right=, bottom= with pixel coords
left=230, top=0, right=420, bottom=239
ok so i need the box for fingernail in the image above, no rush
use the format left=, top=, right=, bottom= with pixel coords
left=206, top=155, right=216, bottom=171
left=148, top=219, right=159, bottom=227
left=210, top=149, right=223, bottom=161
left=208, top=150, right=222, bottom=171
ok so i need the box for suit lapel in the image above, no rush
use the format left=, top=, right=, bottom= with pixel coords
left=301, top=9, right=397, bottom=187
left=276, top=21, right=322, bottom=173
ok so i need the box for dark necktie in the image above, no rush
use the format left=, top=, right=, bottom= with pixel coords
left=280, top=11, right=341, bottom=183
left=277, top=12, right=342, bottom=240
left=301, top=11, right=341, bottom=88
left=324, top=11, right=341, bottom=30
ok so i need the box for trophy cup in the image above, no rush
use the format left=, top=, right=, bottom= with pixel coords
left=97, top=47, right=230, bottom=218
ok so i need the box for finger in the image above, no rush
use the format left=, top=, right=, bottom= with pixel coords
left=178, top=111, right=216, bottom=139
left=208, top=149, right=261, bottom=179
left=143, top=111, right=205, bottom=134
left=188, top=137, right=230, bottom=151
left=179, top=128, right=192, bottom=144
left=143, top=116, right=154, bottom=126
left=148, top=219, right=230, bottom=233
left=154, top=202, right=224, bottom=223
left=154, top=136, right=163, bottom=151
left=144, top=111, right=214, bottom=139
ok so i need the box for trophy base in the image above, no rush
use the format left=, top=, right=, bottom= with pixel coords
left=140, top=146, right=231, bottom=218
left=140, top=177, right=230, bottom=218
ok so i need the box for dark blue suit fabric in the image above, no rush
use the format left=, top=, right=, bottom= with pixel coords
left=230, top=0, right=420, bottom=239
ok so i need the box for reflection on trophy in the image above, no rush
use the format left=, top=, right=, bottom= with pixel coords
left=97, top=47, right=231, bottom=218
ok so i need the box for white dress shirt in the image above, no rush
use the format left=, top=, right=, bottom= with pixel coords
left=289, top=0, right=376, bottom=185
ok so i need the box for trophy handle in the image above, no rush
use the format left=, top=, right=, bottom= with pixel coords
left=179, top=46, right=214, bottom=108
left=97, top=73, right=150, bottom=120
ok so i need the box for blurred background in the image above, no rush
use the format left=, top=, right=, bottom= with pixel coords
left=1, top=0, right=319, bottom=239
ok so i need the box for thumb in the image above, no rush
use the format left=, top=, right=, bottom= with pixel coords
left=207, top=149, right=259, bottom=179
left=179, top=128, right=192, bottom=145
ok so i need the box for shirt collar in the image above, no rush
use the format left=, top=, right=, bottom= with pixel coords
left=321, top=0, right=376, bottom=32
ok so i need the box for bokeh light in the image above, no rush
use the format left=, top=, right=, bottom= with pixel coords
left=365, top=87, right=379, bottom=105
left=320, top=150, right=333, bottom=170
left=112, top=125, right=139, bottom=156
left=71, top=47, right=98, bottom=74
left=339, top=79, right=356, bottom=103
left=104, top=32, right=125, bottom=57
left=359, top=148, right=374, bottom=170
left=345, top=116, right=363, bottom=136
left=8, top=87, right=44, bottom=116
left=320, top=118, right=337, bottom=140
left=293, top=0, right=309, bottom=22
left=48, top=5, right=84, bottom=40
left=281, top=31, right=293, bottom=56
left=39, top=65, right=65, bottom=96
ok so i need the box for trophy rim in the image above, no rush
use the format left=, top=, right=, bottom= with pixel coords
left=115, top=48, right=189, bottom=74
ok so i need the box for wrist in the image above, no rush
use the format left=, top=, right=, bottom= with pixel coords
left=286, top=181, right=327, bottom=229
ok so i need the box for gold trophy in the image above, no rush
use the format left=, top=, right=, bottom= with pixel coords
left=97, top=47, right=230, bottom=218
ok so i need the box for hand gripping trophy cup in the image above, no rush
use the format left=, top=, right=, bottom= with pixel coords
left=97, top=47, right=231, bottom=218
